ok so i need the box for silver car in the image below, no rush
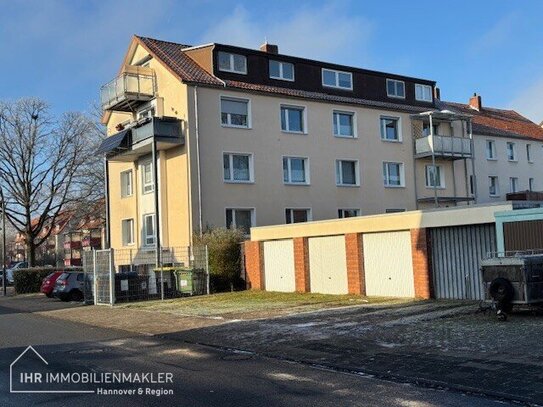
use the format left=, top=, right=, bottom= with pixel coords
left=1, top=262, right=28, bottom=285
left=52, top=272, right=85, bottom=302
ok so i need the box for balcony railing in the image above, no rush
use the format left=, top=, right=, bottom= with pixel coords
left=415, top=134, right=472, bottom=159
left=100, top=66, right=155, bottom=112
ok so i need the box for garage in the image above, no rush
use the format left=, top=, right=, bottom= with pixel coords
left=308, top=235, right=348, bottom=295
left=263, top=239, right=296, bottom=292
left=363, top=231, right=415, bottom=297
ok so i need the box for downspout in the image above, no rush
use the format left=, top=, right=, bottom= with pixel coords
left=194, top=86, right=203, bottom=236
left=152, top=140, right=161, bottom=267
left=104, top=158, right=111, bottom=249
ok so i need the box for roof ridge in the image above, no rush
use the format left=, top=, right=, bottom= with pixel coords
left=135, top=35, right=192, bottom=49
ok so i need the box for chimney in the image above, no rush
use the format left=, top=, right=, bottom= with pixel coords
left=434, top=87, right=441, bottom=100
left=260, top=42, right=278, bottom=54
left=469, top=93, right=482, bottom=111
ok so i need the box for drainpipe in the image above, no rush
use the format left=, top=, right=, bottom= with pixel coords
left=429, top=113, right=438, bottom=208
left=104, top=158, right=111, bottom=249
left=194, top=86, right=203, bottom=236
left=152, top=140, right=161, bottom=267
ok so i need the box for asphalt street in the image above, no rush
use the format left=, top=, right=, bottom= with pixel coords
left=0, top=296, right=516, bottom=407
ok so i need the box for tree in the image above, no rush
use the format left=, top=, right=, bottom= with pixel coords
left=0, top=98, right=101, bottom=266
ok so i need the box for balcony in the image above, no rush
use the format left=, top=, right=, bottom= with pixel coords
left=64, top=240, right=82, bottom=250
left=415, top=134, right=472, bottom=160
left=98, top=116, right=184, bottom=161
left=100, top=65, right=155, bottom=112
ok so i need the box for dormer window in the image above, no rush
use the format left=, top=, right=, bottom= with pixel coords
left=269, top=60, right=294, bottom=81
left=386, top=79, right=405, bottom=99
left=218, top=52, right=247, bottom=74
left=415, top=84, right=433, bottom=102
left=322, top=69, right=352, bottom=90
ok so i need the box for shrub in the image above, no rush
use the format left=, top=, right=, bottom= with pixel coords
left=193, top=228, right=245, bottom=293
left=13, top=268, right=55, bottom=294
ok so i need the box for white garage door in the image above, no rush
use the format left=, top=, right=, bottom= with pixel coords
left=363, top=231, right=415, bottom=298
left=308, top=236, right=348, bottom=295
left=263, top=240, right=296, bottom=292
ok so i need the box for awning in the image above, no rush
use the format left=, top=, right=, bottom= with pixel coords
left=96, top=129, right=131, bottom=155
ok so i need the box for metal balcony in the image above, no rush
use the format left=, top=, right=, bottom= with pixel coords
left=97, top=116, right=184, bottom=161
left=415, top=134, right=472, bottom=160
left=100, top=66, right=155, bottom=112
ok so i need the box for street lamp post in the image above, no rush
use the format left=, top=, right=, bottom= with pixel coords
left=2, top=200, right=6, bottom=296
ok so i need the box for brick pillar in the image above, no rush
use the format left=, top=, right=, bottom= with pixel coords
left=345, top=233, right=365, bottom=295
left=244, top=241, right=264, bottom=290
left=293, top=237, right=310, bottom=292
left=410, top=228, right=432, bottom=299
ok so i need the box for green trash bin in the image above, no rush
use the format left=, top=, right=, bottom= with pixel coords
left=174, top=268, right=206, bottom=295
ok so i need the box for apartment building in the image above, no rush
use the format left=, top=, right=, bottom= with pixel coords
left=98, top=35, right=543, bottom=251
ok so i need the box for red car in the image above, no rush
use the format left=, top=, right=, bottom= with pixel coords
left=41, top=272, right=64, bottom=298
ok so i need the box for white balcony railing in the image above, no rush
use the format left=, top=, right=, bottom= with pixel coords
left=415, top=134, right=472, bottom=158
left=100, top=66, right=155, bottom=111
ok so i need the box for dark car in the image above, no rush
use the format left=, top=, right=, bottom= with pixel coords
left=40, top=272, right=64, bottom=298
left=52, top=272, right=85, bottom=302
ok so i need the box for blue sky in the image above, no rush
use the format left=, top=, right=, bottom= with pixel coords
left=1, top=0, right=542, bottom=122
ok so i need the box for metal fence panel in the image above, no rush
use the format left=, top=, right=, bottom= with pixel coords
left=430, top=224, right=496, bottom=300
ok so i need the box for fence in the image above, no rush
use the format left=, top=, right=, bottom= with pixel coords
left=82, top=246, right=209, bottom=305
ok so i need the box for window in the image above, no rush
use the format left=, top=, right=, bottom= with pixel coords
left=137, top=101, right=156, bottom=119
left=280, top=105, right=305, bottom=133
left=338, top=209, right=360, bottom=218
left=415, top=84, right=433, bottom=102
left=386, top=79, right=405, bottom=98
left=380, top=116, right=401, bottom=141
left=335, top=160, right=359, bottom=186
left=221, top=97, right=249, bottom=128
left=509, top=177, right=518, bottom=193
left=269, top=60, right=294, bottom=81
left=422, top=123, right=439, bottom=137
left=333, top=111, right=355, bottom=138
left=223, top=153, right=253, bottom=182
left=529, top=178, right=535, bottom=192
left=507, top=142, right=516, bottom=161
left=486, top=140, right=496, bottom=160
left=283, top=157, right=309, bottom=184
left=425, top=165, right=445, bottom=188
left=322, top=69, right=352, bottom=90
left=285, top=208, right=311, bottom=224
left=121, top=219, right=134, bottom=246
left=383, top=162, right=404, bottom=187
left=141, top=161, right=154, bottom=194
left=143, top=214, right=156, bottom=246
left=385, top=208, right=406, bottom=213
left=489, top=176, right=499, bottom=197
left=226, top=208, right=254, bottom=234
left=120, top=170, right=133, bottom=198
left=218, top=52, right=247, bottom=74
left=527, top=144, right=532, bottom=162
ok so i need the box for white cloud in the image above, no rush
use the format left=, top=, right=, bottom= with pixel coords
left=509, top=76, right=543, bottom=124
left=200, top=3, right=373, bottom=65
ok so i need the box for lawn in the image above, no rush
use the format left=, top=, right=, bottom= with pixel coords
left=118, top=291, right=411, bottom=320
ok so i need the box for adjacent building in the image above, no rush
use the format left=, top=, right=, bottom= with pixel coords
left=98, top=36, right=543, bottom=252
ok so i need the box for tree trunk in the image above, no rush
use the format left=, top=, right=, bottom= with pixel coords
left=27, top=240, right=36, bottom=267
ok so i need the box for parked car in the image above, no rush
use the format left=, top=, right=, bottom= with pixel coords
left=40, top=272, right=64, bottom=298
left=52, top=272, right=85, bottom=302
left=1, top=262, right=28, bottom=285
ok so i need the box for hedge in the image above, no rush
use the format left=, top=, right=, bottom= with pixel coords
left=13, top=267, right=81, bottom=294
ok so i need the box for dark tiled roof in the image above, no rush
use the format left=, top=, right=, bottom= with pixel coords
left=440, top=101, right=543, bottom=142
left=136, top=36, right=222, bottom=86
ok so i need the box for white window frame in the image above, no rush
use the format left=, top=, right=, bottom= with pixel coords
left=321, top=68, right=353, bottom=90
left=333, top=110, right=356, bottom=138
left=335, top=159, right=360, bottom=186
left=338, top=209, right=360, bottom=218
left=225, top=208, right=255, bottom=233
left=485, top=140, right=497, bottom=160
left=383, top=161, right=405, bottom=188
left=386, top=79, right=405, bottom=99
left=425, top=165, right=445, bottom=189
left=141, top=161, right=154, bottom=194
left=380, top=116, right=402, bottom=142
left=280, top=104, right=307, bottom=134
left=506, top=142, right=517, bottom=162
left=283, top=156, right=310, bottom=185
left=217, top=52, right=247, bottom=74
left=269, top=60, right=294, bottom=81
left=120, top=169, right=133, bottom=198
left=415, top=84, right=433, bottom=102
left=489, top=176, right=500, bottom=197
left=529, top=178, right=535, bottom=192
left=220, top=96, right=251, bottom=129
left=121, top=218, right=134, bottom=246
left=136, top=99, right=157, bottom=119
left=509, top=177, right=519, bottom=193
left=527, top=144, right=533, bottom=162
left=285, top=208, right=312, bottom=224
left=142, top=214, right=156, bottom=247
left=223, top=152, right=254, bottom=183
